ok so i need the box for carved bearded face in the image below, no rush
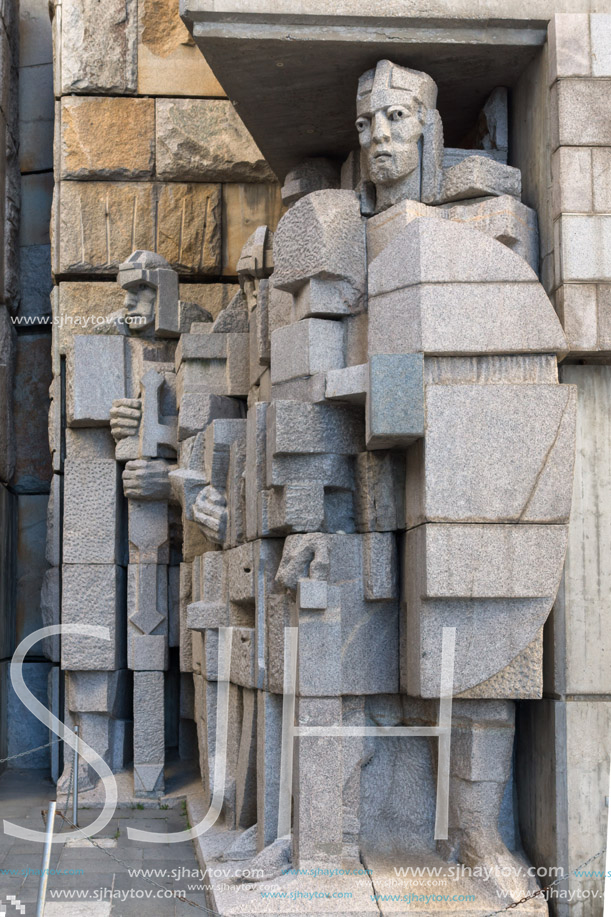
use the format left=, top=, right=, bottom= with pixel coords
left=123, top=281, right=157, bottom=333
left=356, top=96, right=424, bottom=186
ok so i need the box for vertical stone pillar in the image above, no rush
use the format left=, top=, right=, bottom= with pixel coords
left=518, top=366, right=611, bottom=914
left=548, top=14, right=611, bottom=354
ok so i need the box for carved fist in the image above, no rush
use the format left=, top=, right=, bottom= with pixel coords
left=276, top=534, right=330, bottom=592
left=193, top=485, right=227, bottom=544
left=123, top=459, right=172, bottom=501
left=110, top=398, right=142, bottom=442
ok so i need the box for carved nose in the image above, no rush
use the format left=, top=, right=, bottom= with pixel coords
left=372, top=111, right=391, bottom=142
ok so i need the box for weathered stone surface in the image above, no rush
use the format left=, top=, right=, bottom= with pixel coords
left=555, top=283, right=598, bottom=352
left=63, top=458, right=123, bottom=564
left=20, top=0, right=53, bottom=69
left=294, top=696, right=343, bottom=864
left=367, top=353, right=424, bottom=449
left=5, top=660, right=52, bottom=767
left=406, top=383, right=576, bottom=525
left=20, top=171, right=53, bottom=246
left=256, top=690, right=282, bottom=850
left=273, top=190, right=366, bottom=311
left=15, top=494, right=48, bottom=647
left=10, top=332, right=52, bottom=493
left=222, top=183, right=284, bottom=277
left=133, top=670, right=164, bottom=794
left=178, top=392, right=243, bottom=442
left=369, top=217, right=538, bottom=296
left=0, top=309, right=15, bottom=484
left=55, top=182, right=221, bottom=276
left=40, top=566, right=60, bottom=661
left=56, top=0, right=137, bottom=95
left=548, top=366, right=611, bottom=696
left=442, top=156, right=521, bottom=203
left=270, top=319, right=344, bottom=384
left=19, top=244, right=52, bottom=319
left=591, top=14, right=611, bottom=76
left=592, top=148, right=611, bottom=213
left=67, top=334, right=126, bottom=427
left=404, top=524, right=568, bottom=697
left=156, top=99, right=274, bottom=183
left=458, top=631, right=543, bottom=700
left=517, top=700, right=611, bottom=909
left=551, top=79, right=611, bottom=150
left=354, top=452, right=404, bottom=533
left=325, top=363, right=367, bottom=404
left=61, top=97, right=155, bottom=180
left=57, top=282, right=237, bottom=351
left=556, top=214, right=611, bottom=283
left=138, top=0, right=224, bottom=96
left=62, top=564, right=126, bottom=670
left=19, top=63, right=54, bottom=173
left=267, top=401, right=365, bottom=456
left=552, top=146, right=593, bottom=218
left=67, top=669, right=130, bottom=716
left=548, top=14, right=591, bottom=82
left=370, top=283, right=567, bottom=358
left=367, top=194, right=539, bottom=273
left=181, top=283, right=239, bottom=322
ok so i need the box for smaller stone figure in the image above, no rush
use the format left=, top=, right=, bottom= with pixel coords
left=61, top=250, right=211, bottom=798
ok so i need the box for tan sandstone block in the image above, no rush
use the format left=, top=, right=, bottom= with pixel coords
left=156, top=98, right=274, bottom=183
left=54, top=182, right=221, bottom=276
left=222, top=183, right=284, bottom=277
left=137, top=0, right=224, bottom=96
left=54, top=181, right=156, bottom=275
left=61, top=97, right=155, bottom=180
left=156, top=183, right=221, bottom=275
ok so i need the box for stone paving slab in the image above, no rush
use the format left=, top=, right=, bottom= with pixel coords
left=0, top=769, right=212, bottom=916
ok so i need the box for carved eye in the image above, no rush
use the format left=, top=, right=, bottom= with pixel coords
left=355, top=117, right=369, bottom=133
left=388, top=106, right=409, bottom=122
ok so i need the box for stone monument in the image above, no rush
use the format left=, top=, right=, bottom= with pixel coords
left=55, top=56, right=576, bottom=914
left=173, top=60, right=575, bottom=914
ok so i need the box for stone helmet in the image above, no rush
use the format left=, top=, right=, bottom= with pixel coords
left=118, top=250, right=180, bottom=337
left=356, top=60, right=438, bottom=121
left=236, top=226, right=274, bottom=283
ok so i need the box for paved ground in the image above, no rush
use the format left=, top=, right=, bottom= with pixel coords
left=0, top=769, right=213, bottom=916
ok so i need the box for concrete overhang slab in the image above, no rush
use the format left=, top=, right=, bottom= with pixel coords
left=180, top=1, right=548, bottom=180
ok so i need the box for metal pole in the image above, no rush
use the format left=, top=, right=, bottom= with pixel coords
left=72, top=725, right=79, bottom=827
left=35, top=800, right=56, bottom=917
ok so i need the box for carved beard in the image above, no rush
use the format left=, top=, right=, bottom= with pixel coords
left=366, top=141, right=420, bottom=186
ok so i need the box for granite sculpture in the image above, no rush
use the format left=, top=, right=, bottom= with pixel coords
left=60, top=250, right=211, bottom=797
left=57, top=58, right=576, bottom=913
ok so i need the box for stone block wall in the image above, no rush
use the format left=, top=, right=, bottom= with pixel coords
left=514, top=18, right=611, bottom=915
left=0, top=0, right=19, bottom=769
left=546, top=14, right=611, bottom=354
left=0, top=0, right=55, bottom=773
